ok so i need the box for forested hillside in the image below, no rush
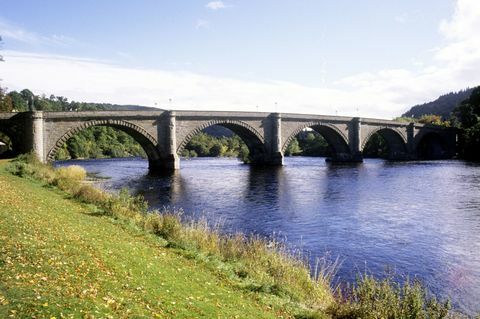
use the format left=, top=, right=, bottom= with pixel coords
left=402, top=88, right=474, bottom=119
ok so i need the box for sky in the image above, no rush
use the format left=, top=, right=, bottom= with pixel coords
left=0, top=0, right=479, bottom=119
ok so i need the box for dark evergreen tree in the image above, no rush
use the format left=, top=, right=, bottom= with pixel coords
left=453, top=86, right=480, bottom=161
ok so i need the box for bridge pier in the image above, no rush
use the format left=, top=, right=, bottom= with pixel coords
left=330, top=117, right=363, bottom=163
left=162, top=111, right=180, bottom=170
left=267, top=113, right=284, bottom=166
left=28, top=111, right=45, bottom=162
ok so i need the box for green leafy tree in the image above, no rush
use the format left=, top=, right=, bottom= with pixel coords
left=299, top=132, right=330, bottom=156
left=284, top=131, right=332, bottom=157
left=181, top=132, right=250, bottom=161
left=0, top=86, right=13, bottom=112
left=8, top=91, right=28, bottom=111
left=285, top=138, right=301, bottom=156
left=418, top=114, right=450, bottom=127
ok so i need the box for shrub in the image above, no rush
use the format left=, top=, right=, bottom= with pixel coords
left=144, top=213, right=163, bottom=235
left=74, top=185, right=108, bottom=205
left=56, top=165, right=86, bottom=181
left=330, top=275, right=451, bottom=319
left=158, top=213, right=182, bottom=241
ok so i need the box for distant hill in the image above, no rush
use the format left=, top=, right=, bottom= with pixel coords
left=402, top=88, right=475, bottom=119
left=203, top=125, right=235, bottom=137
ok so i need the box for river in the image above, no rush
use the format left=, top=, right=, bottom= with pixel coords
left=56, top=157, right=480, bottom=314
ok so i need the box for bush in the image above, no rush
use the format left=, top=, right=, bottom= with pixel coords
left=56, top=165, right=86, bottom=181
left=159, top=213, right=182, bottom=241
left=144, top=212, right=163, bottom=235
left=330, top=275, right=451, bottom=319
left=74, top=185, right=108, bottom=204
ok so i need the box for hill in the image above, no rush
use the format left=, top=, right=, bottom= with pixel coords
left=402, top=88, right=474, bottom=119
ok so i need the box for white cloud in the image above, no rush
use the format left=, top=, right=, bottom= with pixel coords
left=0, top=50, right=372, bottom=117
left=0, top=19, right=78, bottom=47
left=195, top=19, right=210, bottom=29
left=206, top=1, right=226, bottom=10
left=439, top=0, right=480, bottom=40
left=335, top=0, right=480, bottom=115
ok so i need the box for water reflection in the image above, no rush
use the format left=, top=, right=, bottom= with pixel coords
left=55, top=157, right=480, bottom=314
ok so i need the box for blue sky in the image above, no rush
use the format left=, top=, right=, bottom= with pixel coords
left=1, top=0, right=479, bottom=118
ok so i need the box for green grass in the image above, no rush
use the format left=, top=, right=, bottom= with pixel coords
left=0, top=160, right=299, bottom=318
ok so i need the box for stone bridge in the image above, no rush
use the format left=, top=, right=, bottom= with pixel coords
left=0, top=110, right=457, bottom=171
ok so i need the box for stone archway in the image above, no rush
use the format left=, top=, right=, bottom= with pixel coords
left=415, top=132, right=448, bottom=160
left=47, top=119, right=162, bottom=170
left=0, top=130, right=14, bottom=158
left=361, top=127, right=408, bottom=160
left=177, top=119, right=267, bottom=164
left=282, top=122, right=354, bottom=162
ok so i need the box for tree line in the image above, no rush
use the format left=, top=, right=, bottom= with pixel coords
left=0, top=87, right=153, bottom=112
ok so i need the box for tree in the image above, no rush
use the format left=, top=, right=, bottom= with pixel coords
left=453, top=86, right=480, bottom=161
left=20, top=89, right=35, bottom=111
left=285, top=138, right=302, bottom=156
left=418, top=114, right=450, bottom=127
left=7, top=91, right=28, bottom=111
left=0, top=86, right=13, bottom=112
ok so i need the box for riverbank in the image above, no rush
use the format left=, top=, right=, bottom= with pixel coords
left=0, top=157, right=333, bottom=318
left=0, top=156, right=455, bottom=318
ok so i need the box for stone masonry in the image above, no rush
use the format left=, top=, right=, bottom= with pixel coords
left=0, top=110, right=457, bottom=171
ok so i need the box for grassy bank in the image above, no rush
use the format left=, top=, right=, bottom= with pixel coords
left=0, top=155, right=455, bottom=318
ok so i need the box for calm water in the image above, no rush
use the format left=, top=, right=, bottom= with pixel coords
left=56, top=157, right=480, bottom=314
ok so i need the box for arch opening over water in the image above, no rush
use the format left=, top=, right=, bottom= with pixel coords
left=47, top=120, right=162, bottom=170
left=177, top=121, right=267, bottom=164
left=416, top=133, right=448, bottom=160
left=179, top=124, right=250, bottom=161
left=362, top=128, right=408, bottom=160
left=284, top=129, right=331, bottom=157
left=283, top=123, right=353, bottom=162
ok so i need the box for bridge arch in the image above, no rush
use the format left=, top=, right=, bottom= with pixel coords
left=282, top=122, right=352, bottom=161
left=414, top=131, right=448, bottom=159
left=177, top=120, right=267, bottom=164
left=0, top=130, right=14, bottom=158
left=47, top=119, right=162, bottom=167
left=361, top=127, right=408, bottom=159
